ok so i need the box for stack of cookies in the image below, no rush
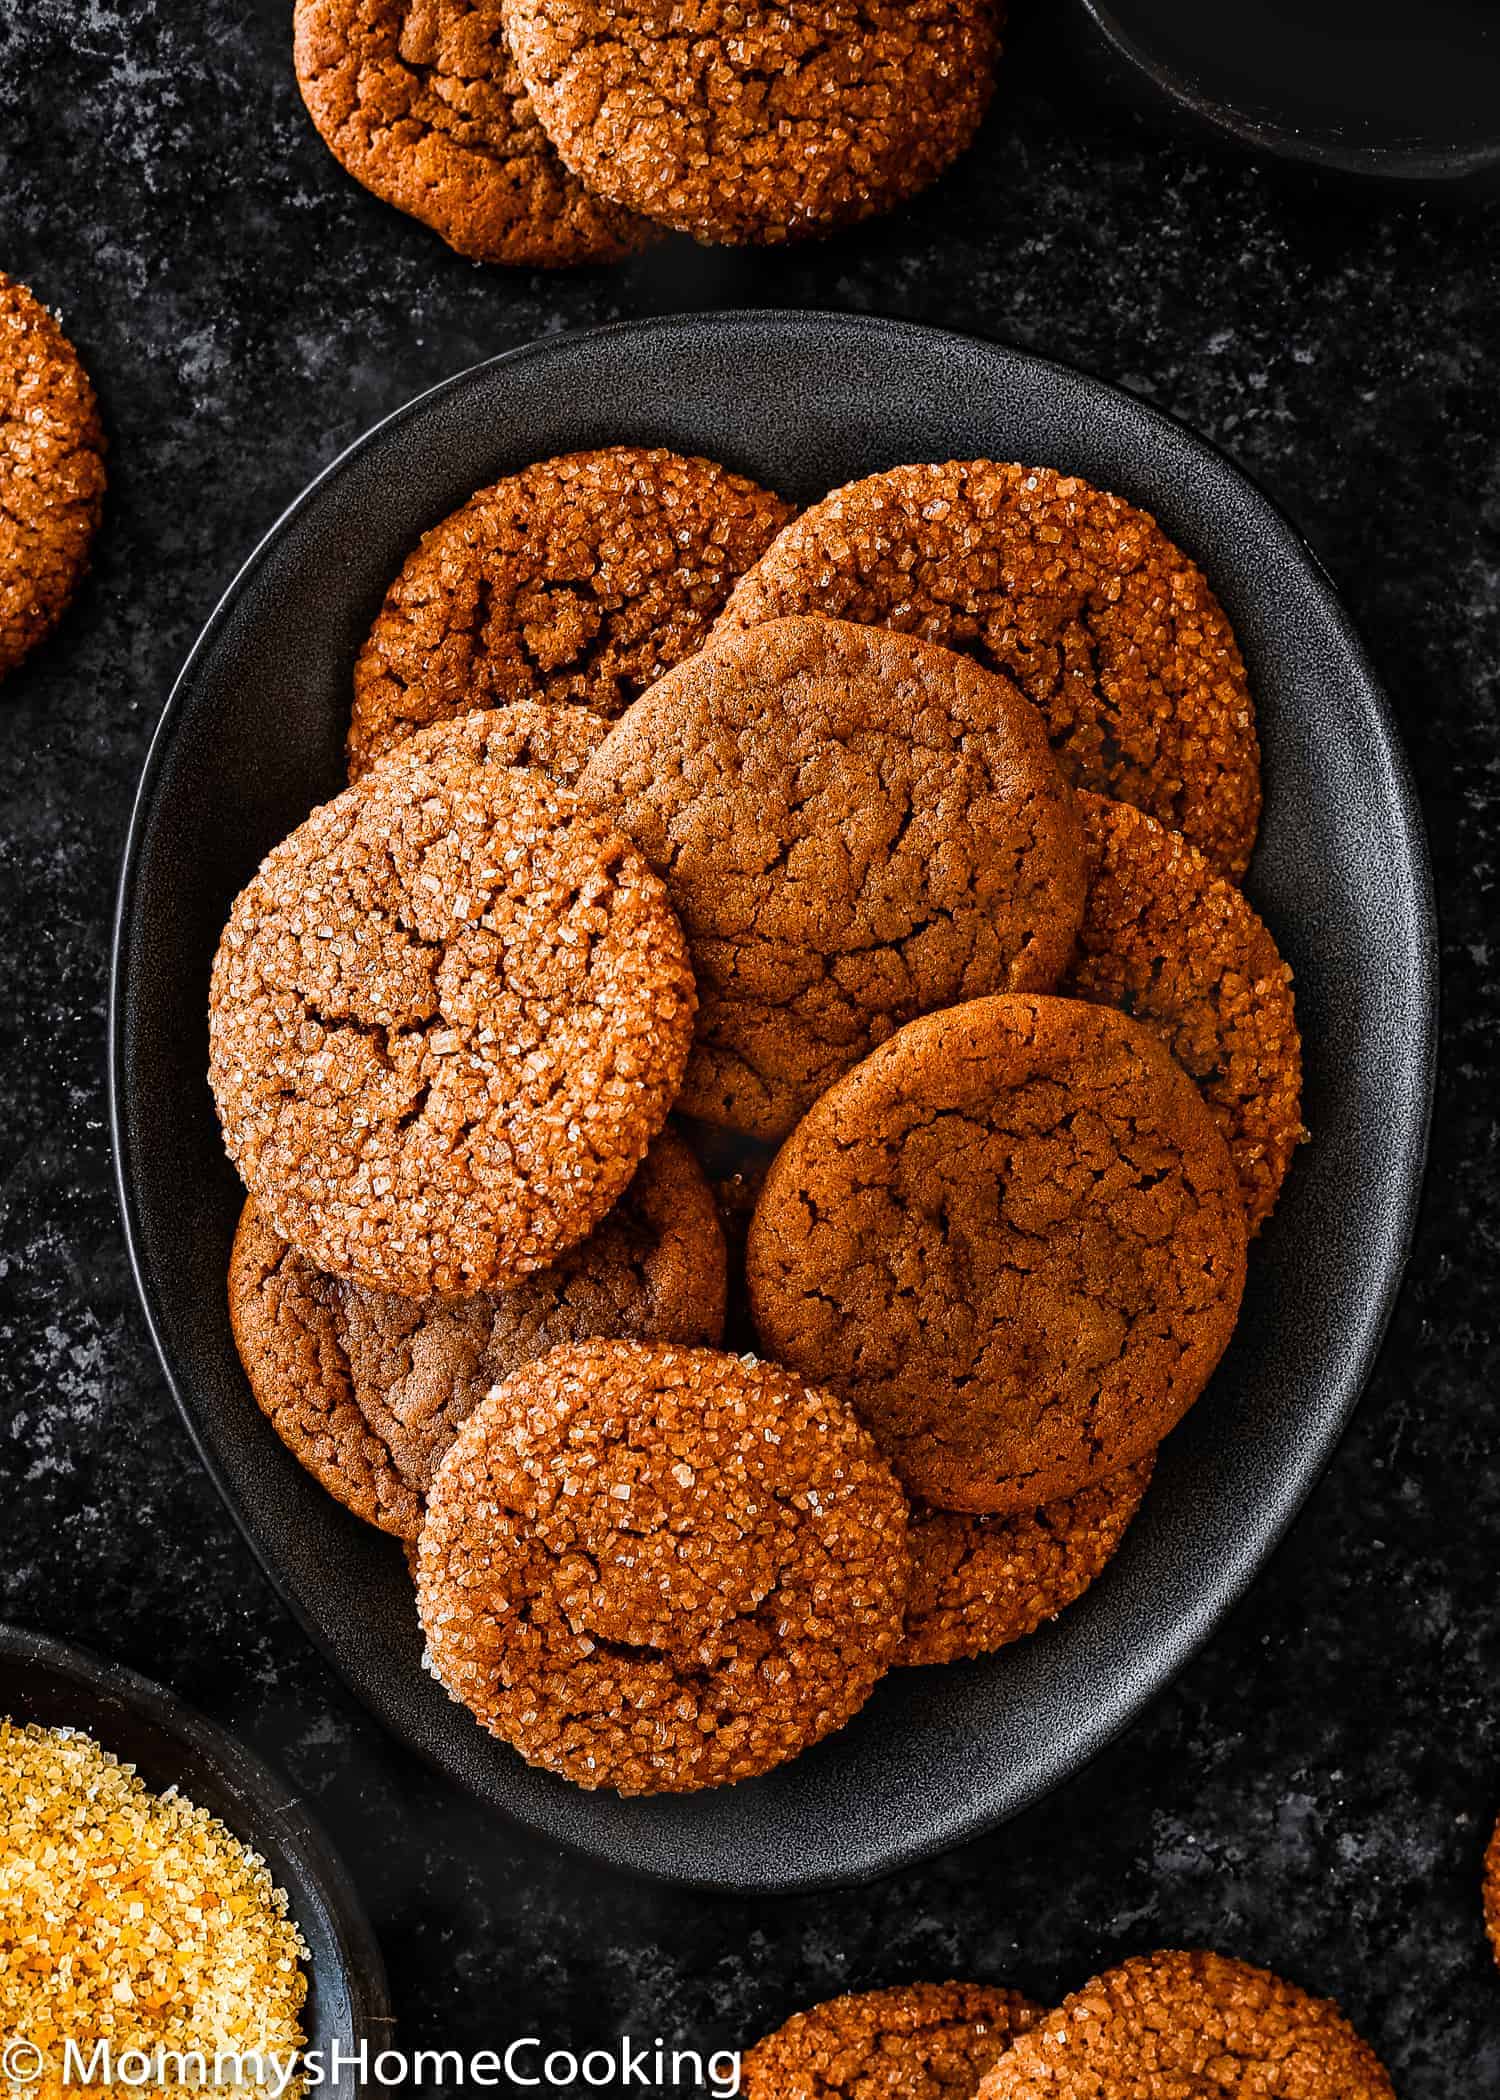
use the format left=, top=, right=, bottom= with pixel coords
left=293, top=0, right=1005, bottom=263
left=739, top=1954, right=1395, bottom=2098
left=211, top=441, right=1303, bottom=1797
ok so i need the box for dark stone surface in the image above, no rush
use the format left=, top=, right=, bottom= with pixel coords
left=1, top=1, right=1496, bottom=2090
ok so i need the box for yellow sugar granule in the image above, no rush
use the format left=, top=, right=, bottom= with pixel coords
left=1, top=1720, right=309, bottom=2100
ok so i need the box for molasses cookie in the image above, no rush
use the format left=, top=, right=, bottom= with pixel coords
left=209, top=751, right=695, bottom=1296
left=747, top=995, right=1246, bottom=1514
left=899, top=1458, right=1155, bottom=1668
left=293, top=0, right=656, bottom=267
left=347, top=446, right=794, bottom=778
left=382, top=697, right=610, bottom=786
left=743, top=1982, right=1042, bottom=2100
left=579, top=618, right=1087, bottom=1139
left=716, top=462, right=1260, bottom=879
left=1485, top=1817, right=1500, bottom=1969
left=978, top=1951, right=1395, bottom=2100
left=229, top=1129, right=726, bottom=1540
left=416, top=1339, right=911, bottom=1792
left=1065, top=793, right=1303, bottom=1233
left=0, top=274, right=105, bottom=679
left=503, top=0, right=1000, bottom=247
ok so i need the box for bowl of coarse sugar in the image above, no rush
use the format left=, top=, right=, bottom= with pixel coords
left=0, top=1624, right=390, bottom=2100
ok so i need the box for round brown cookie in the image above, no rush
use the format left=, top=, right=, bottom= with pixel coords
left=0, top=273, right=106, bottom=680
left=228, top=1196, right=423, bottom=1539
left=1065, top=793, right=1303, bottom=1234
left=742, top=1982, right=1043, bottom=2100
left=416, top=1339, right=911, bottom=1792
left=346, top=446, right=795, bottom=778
left=375, top=698, right=610, bottom=787
left=579, top=617, right=1088, bottom=1140
left=746, top=995, right=1246, bottom=1514
left=1485, top=1817, right=1500, bottom=1969
left=977, top=1950, right=1395, bottom=2100
left=503, top=0, right=1000, bottom=247
left=228, top=1129, right=726, bottom=1541
left=898, top=1457, right=1155, bottom=1667
left=293, top=0, right=656, bottom=267
left=209, top=750, right=695, bottom=1296
left=715, top=461, right=1260, bottom=879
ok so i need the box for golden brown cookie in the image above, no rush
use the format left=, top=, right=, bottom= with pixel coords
left=228, top=1129, right=727, bottom=1540
left=742, top=1982, right=1043, bottom=2100
left=293, top=0, right=656, bottom=266
left=1065, top=794, right=1303, bottom=1233
left=978, top=1951, right=1395, bottom=2099
left=416, top=1339, right=911, bottom=1792
left=1485, top=1817, right=1500, bottom=1969
left=209, top=749, right=695, bottom=1296
left=0, top=274, right=105, bottom=679
left=378, top=698, right=610, bottom=787
left=504, top=0, right=1000, bottom=247
left=746, top=995, right=1247, bottom=1514
left=347, top=446, right=795, bottom=778
left=580, top=618, right=1087, bottom=1140
left=716, top=462, right=1260, bottom=879
left=898, top=1458, right=1155, bottom=1667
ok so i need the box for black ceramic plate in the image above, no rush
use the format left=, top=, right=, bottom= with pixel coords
left=1076, top=0, right=1500, bottom=181
left=0, top=1624, right=390, bottom=2086
left=111, top=311, right=1435, bottom=1892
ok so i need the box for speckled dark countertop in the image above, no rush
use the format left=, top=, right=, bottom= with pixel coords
left=2, top=2, right=1498, bottom=2092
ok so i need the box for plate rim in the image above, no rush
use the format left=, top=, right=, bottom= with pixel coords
left=107, top=307, right=1439, bottom=1890
left=1078, top=0, right=1500, bottom=181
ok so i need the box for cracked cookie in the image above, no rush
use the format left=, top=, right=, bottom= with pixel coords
left=503, top=0, right=1000, bottom=247
left=1065, top=793, right=1303, bottom=1234
left=228, top=1129, right=726, bottom=1541
left=415, top=1338, right=911, bottom=1792
left=746, top=995, right=1247, bottom=1514
left=1, top=273, right=105, bottom=680
left=209, top=748, right=695, bottom=1296
left=347, top=445, right=795, bottom=778
left=293, top=0, right=657, bottom=266
left=978, top=1951, right=1395, bottom=2099
left=715, top=461, right=1260, bottom=879
left=579, top=617, right=1087, bottom=1140
left=899, top=1457, right=1155, bottom=1667
left=379, top=696, right=610, bottom=786
left=742, top=1982, right=1043, bottom=2100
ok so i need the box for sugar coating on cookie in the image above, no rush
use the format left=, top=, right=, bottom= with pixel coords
left=899, top=1457, right=1155, bottom=1667
left=1066, top=793, right=1303, bottom=1233
left=209, top=753, right=695, bottom=1296
left=228, top=1130, right=727, bottom=1540
left=717, top=461, right=1260, bottom=879
left=416, top=1339, right=911, bottom=1793
left=0, top=273, right=106, bottom=679
left=347, top=446, right=795, bottom=778
left=747, top=995, right=1247, bottom=1515
left=376, top=699, right=610, bottom=788
left=580, top=617, right=1087, bottom=1140
left=742, top=1981, right=1043, bottom=2100
left=977, top=1950, right=1395, bottom=2099
left=293, top=0, right=656, bottom=266
left=504, top=0, right=1000, bottom=247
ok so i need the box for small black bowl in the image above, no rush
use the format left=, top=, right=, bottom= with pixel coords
left=0, top=1624, right=391, bottom=2090
left=1074, top=0, right=1500, bottom=183
left=111, top=310, right=1435, bottom=1892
